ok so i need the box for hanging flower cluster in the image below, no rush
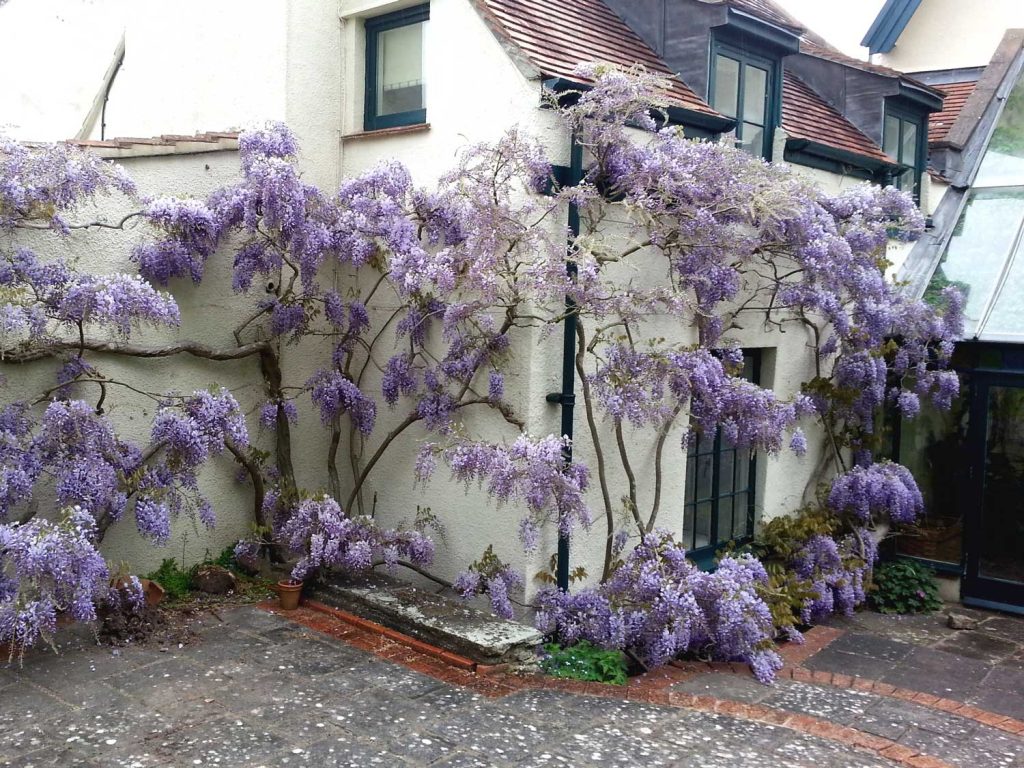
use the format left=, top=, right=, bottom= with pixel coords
left=0, top=507, right=110, bottom=657
left=827, top=461, right=924, bottom=525
left=789, top=528, right=878, bottom=622
left=452, top=545, right=524, bottom=619
left=534, top=531, right=782, bottom=682
left=417, top=435, right=591, bottom=546
left=275, top=495, right=435, bottom=582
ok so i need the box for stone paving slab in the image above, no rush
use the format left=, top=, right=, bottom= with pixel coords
left=10, top=603, right=1024, bottom=767
left=686, top=671, right=1024, bottom=768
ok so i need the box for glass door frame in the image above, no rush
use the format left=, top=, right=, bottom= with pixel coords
left=963, top=370, right=1024, bottom=614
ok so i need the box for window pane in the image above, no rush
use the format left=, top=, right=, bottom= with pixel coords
left=685, top=451, right=696, bottom=503
left=732, top=492, right=750, bottom=538
left=696, top=452, right=714, bottom=500
left=718, top=450, right=735, bottom=495
left=902, top=120, right=918, bottom=170
left=977, top=69, right=1024, bottom=186
left=741, top=123, right=764, bottom=155
left=713, top=55, right=740, bottom=118
left=884, top=114, right=901, bottom=159
left=743, top=65, right=767, bottom=124
left=716, top=495, right=734, bottom=542
left=926, top=190, right=1024, bottom=336
left=377, top=22, right=424, bottom=116
left=736, top=450, right=751, bottom=492
left=697, top=430, right=715, bottom=454
left=695, top=501, right=712, bottom=549
left=683, top=507, right=696, bottom=549
left=980, top=231, right=1024, bottom=338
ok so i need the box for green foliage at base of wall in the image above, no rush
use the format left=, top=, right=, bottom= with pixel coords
left=871, top=559, right=942, bottom=614
left=540, top=641, right=629, bottom=685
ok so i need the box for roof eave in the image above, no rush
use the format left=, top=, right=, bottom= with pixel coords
left=785, top=137, right=897, bottom=175
left=720, top=8, right=801, bottom=54
left=897, top=79, right=945, bottom=112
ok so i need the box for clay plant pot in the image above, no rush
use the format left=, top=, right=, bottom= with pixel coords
left=277, top=580, right=303, bottom=611
left=138, top=578, right=166, bottom=607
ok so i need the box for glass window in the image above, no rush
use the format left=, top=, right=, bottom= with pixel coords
left=926, top=190, right=1024, bottom=336
left=895, top=380, right=969, bottom=566
left=710, top=43, right=777, bottom=159
left=683, top=351, right=760, bottom=565
left=883, top=108, right=925, bottom=202
left=364, top=5, right=428, bottom=131
left=976, top=69, right=1024, bottom=187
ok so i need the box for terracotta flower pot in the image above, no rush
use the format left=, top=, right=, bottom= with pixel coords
left=277, top=580, right=303, bottom=611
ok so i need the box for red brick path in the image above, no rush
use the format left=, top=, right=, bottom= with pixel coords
left=264, top=599, right=1019, bottom=768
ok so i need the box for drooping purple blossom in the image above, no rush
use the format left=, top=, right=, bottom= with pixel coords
left=827, top=461, right=924, bottom=524
left=276, top=495, right=434, bottom=582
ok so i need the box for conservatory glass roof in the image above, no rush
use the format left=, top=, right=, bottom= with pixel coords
left=927, top=68, right=1024, bottom=342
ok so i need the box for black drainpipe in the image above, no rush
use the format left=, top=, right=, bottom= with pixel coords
left=546, top=133, right=583, bottom=592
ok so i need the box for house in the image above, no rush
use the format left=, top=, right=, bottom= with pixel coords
left=12, top=0, right=1017, bottom=611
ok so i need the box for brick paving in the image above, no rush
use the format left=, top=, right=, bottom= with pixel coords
left=0, top=603, right=1022, bottom=767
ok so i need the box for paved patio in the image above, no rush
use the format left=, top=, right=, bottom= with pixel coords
left=1, top=603, right=1023, bottom=767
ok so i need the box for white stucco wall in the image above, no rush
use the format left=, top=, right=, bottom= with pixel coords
left=2, top=149, right=268, bottom=574
left=876, top=0, right=1024, bottom=73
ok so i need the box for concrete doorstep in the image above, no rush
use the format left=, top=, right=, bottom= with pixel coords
left=309, top=572, right=543, bottom=665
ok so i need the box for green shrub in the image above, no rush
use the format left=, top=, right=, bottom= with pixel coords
left=871, top=559, right=941, bottom=614
left=540, top=641, right=629, bottom=686
left=144, top=558, right=192, bottom=600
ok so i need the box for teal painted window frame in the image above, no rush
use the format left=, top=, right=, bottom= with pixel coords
left=364, top=4, right=429, bottom=132
left=683, top=350, right=761, bottom=569
left=883, top=103, right=927, bottom=204
left=708, top=37, right=781, bottom=160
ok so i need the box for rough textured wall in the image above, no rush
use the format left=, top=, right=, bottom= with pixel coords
left=878, top=0, right=1024, bottom=73
left=3, top=150, right=267, bottom=574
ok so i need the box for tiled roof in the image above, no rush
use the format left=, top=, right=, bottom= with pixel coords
left=781, top=71, right=893, bottom=164
left=476, top=0, right=721, bottom=116
left=929, top=80, right=978, bottom=144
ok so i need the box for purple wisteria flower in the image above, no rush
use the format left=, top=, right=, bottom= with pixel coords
left=276, top=495, right=435, bottom=582
left=827, top=461, right=924, bottom=524
left=0, top=507, right=109, bottom=656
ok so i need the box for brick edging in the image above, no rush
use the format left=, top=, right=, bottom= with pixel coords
left=672, top=625, right=1024, bottom=738
left=264, top=603, right=955, bottom=768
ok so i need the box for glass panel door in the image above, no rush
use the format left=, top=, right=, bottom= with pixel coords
left=964, top=376, right=1024, bottom=612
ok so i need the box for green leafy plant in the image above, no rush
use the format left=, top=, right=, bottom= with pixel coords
left=540, top=641, right=629, bottom=686
left=871, top=559, right=942, bottom=614
left=756, top=562, right=821, bottom=638
left=144, top=558, right=192, bottom=600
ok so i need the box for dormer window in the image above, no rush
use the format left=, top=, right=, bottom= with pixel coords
left=884, top=105, right=926, bottom=203
left=710, top=41, right=779, bottom=158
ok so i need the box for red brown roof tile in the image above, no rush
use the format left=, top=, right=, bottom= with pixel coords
left=476, top=0, right=721, bottom=116
left=782, top=71, right=893, bottom=164
left=928, top=81, right=978, bottom=144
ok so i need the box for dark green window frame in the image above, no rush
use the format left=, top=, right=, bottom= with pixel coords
left=883, top=104, right=927, bottom=203
left=364, top=4, right=429, bottom=132
left=708, top=38, right=781, bottom=160
left=683, top=350, right=761, bottom=568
